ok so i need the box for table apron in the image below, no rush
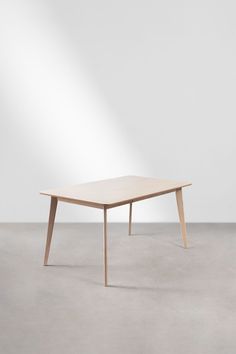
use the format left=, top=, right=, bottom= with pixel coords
left=57, top=187, right=180, bottom=209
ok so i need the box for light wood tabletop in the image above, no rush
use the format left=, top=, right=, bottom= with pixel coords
left=40, top=176, right=191, bottom=286
left=40, top=175, right=191, bottom=209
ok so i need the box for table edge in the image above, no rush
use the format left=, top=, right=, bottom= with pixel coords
left=40, top=183, right=191, bottom=209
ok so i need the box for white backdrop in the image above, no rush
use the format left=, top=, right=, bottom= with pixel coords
left=0, top=0, right=235, bottom=222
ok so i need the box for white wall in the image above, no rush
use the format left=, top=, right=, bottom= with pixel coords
left=0, top=0, right=235, bottom=222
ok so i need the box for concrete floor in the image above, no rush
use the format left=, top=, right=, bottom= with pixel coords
left=0, top=223, right=235, bottom=354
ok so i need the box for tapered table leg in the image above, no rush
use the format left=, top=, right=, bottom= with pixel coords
left=176, top=188, right=188, bottom=248
left=103, top=207, right=108, bottom=286
left=128, top=202, right=132, bottom=235
left=44, top=197, right=58, bottom=265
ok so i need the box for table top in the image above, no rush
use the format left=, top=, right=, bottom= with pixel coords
left=40, top=176, right=191, bottom=209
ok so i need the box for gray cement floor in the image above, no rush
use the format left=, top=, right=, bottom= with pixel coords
left=0, top=223, right=236, bottom=354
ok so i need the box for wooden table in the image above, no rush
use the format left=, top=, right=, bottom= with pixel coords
left=40, top=176, right=191, bottom=286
